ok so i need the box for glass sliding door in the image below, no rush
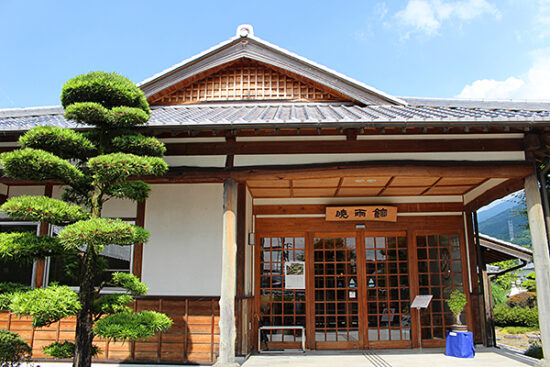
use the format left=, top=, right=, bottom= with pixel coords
left=312, top=234, right=360, bottom=349
left=364, top=235, right=411, bottom=346
left=258, top=236, right=306, bottom=349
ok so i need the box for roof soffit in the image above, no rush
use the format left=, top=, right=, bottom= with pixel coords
left=139, top=30, right=405, bottom=106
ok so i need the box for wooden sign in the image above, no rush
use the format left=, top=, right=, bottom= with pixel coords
left=325, top=206, right=397, bottom=222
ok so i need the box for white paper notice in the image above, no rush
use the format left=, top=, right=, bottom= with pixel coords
left=284, top=261, right=305, bottom=289
left=411, top=295, right=433, bottom=309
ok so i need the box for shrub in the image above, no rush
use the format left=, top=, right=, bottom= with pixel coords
left=494, top=304, right=539, bottom=328
left=501, top=326, right=538, bottom=334
left=0, top=330, right=31, bottom=367
left=506, top=292, right=537, bottom=308
left=43, top=341, right=99, bottom=359
left=524, top=340, right=543, bottom=359
left=446, top=289, right=467, bottom=324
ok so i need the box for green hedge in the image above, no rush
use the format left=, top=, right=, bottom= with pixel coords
left=494, top=304, right=539, bottom=328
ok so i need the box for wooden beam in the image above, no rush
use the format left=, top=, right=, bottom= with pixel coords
left=34, top=184, right=53, bottom=288
left=146, top=161, right=534, bottom=184
left=236, top=183, right=246, bottom=298
left=164, top=138, right=524, bottom=156
left=253, top=202, right=465, bottom=215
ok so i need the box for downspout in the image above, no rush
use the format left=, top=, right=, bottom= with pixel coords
left=488, top=259, right=528, bottom=280
left=473, top=212, right=489, bottom=346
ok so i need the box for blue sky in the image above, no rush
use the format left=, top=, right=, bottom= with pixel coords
left=1, top=0, right=549, bottom=108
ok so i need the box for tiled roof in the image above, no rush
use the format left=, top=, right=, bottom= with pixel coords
left=1, top=102, right=549, bottom=131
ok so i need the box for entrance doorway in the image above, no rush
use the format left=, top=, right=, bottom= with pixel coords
left=257, top=231, right=413, bottom=350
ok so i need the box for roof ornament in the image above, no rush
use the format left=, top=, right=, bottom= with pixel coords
left=236, top=24, right=254, bottom=38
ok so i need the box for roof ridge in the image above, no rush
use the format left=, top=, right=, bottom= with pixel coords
left=402, top=96, right=550, bottom=111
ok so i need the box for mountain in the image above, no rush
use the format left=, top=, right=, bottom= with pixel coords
left=477, top=199, right=518, bottom=223
left=478, top=204, right=530, bottom=246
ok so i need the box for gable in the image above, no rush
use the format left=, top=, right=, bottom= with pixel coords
left=139, top=25, right=406, bottom=106
left=148, top=58, right=351, bottom=105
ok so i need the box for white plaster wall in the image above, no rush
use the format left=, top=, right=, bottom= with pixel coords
left=52, top=185, right=136, bottom=218
left=8, top=185, right=45, bottom=197
left=141, top=184, right=223, bottom=295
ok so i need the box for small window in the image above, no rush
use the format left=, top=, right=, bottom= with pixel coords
left=0, top=222, right=39, bottom=286
left=46, top=221, right=134, bottom=288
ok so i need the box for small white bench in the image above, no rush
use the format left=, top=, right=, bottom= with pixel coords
left=258, top=325, right=306, bottom=352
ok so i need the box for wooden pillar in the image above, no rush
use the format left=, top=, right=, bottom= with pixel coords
left=34, top=184, right=53, bottom=288
left=524, top=174, right=550, bottom=366
left=215, top=179, right=239, bottom=367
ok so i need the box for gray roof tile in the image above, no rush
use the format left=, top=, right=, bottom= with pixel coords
left=0, top=102, right=549, bottom=132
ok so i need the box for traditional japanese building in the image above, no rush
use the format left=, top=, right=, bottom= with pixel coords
left=1, top=25, right=550, bottom=365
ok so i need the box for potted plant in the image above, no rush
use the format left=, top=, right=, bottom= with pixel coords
left=446, top=289, right=468, bottom=332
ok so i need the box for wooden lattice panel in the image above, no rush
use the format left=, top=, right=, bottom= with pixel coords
left=149, top=59, right=349, bottom=105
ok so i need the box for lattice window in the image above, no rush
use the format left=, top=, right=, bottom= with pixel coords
left=149, top=59, right=348, bottom=105
left=416, top=234, right=464, bottom=340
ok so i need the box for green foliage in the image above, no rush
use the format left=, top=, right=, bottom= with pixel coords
left=0, top=232, right=63, bottom=262
left=491, top=282, right=508, bottom=306
left=105, top=181, right=151, bottom=202
left=108, top=107, right=150, bottom=128
left=61, top=71, right=149, bottom=114
left=58, top=218, right=149, bottom=252
left=19, top=126, right=96, bottom=160
left=94, top=311, right=173, bottom=342
left=65, top=104, right=149, bottom=129
left=494, top=304, right=539, bottom=328
left=501, top=326, right=538, bottom=334
left=492, top=260, right=518, bottom=291
left=446, top=289, right=467, bottom=318
left=93, top=294, right=133, bottom=315
left=523, top=272, right=536, bottom=292
left=525, top=340, right=543, bottom=359
left=112, top=134, right=166, bottom=157
left=88, top=153, right=167, bottom=183
left=1, top=196, right=90, bottom=225
left=1, top=148, right=83, bottom=184
left=64, top=102, right=110, bottom=127
left=0, top=283, right=30, bottom=310
left=0, top=330, right=31, bottom=367
left=43, top=341, right=99, bottom=359
left=506, top=292, right=537, bottom=308
left=111, top=272, right=147, bottom=296
left=9, top=285, right=81, bottom=327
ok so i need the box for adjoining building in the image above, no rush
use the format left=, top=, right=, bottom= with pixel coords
left=1, top=25, right=549, bottom=365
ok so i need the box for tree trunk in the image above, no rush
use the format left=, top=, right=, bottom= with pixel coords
left=73, top=246, right=96, bottom=367
left=74, top=185, right=102, bottom=367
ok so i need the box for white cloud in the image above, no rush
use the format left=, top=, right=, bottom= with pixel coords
left=395, top=0, right=500, bottom=37
left=457, top=48, right=550, bottom=100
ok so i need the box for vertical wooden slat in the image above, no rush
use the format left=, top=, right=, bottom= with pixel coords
left=133, top=200, right=146, bottom=280
left=408, top=229, right=420, bottom=348
left=130, top=299, right=136, bottom=360
left=183, top=299, right=189, bottom=363
left=157, top=298, right=163, bottom=362
left=210, top=299, right=216, bottom=362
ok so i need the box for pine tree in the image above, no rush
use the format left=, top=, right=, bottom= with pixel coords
left=0, top=72, right=172, bottom=367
